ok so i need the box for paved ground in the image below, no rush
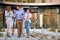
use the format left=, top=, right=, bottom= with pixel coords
left=0, top=29, right=60, bottom=40
left=0, top=32, right=39, bottom=40
left=0, top=35, right=39, bottom=40
left=0, top=29, right=39, bottom=40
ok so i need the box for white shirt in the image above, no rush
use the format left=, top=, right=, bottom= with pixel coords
left=5, top=10, right=13, bottom=20
left=24, top=13, right=32, bottom=23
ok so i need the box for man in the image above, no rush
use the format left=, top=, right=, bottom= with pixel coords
left=16, top=6, right=25, bottom=37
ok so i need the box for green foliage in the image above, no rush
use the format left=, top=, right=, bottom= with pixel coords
left=0, top=29, right=5, bottom=32
left=0, top=20, right=3, bottom=30
left=48, top=22, right=57, bottom=32
left=49, top=28, right=55, bottom=32
left=51, top=22, right=57, bottom=29
left=49, top=29, right=60, bottom=32
left=0, top=33, right=3, bottom=37
left=58, top=29, right=60, bottom=32
left=0, top=18, right=4, bottom=32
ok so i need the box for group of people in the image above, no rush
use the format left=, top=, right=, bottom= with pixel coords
left=5, top=5, right=32, bottom=38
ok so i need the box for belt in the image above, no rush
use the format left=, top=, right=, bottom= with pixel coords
left=17, top=20, right=23, bottom=21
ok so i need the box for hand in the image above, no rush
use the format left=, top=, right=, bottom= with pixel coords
left=25, top=18, right=29, bottom=21
left=20, top=16, right=23, bottom=18
left=12, top=16, right=15, bottom=18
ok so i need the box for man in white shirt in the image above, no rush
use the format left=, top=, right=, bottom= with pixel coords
left=24, top=9, right=32, bottom=38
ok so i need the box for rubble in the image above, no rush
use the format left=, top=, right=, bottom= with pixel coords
left=30, top=31, right=55, bottom=40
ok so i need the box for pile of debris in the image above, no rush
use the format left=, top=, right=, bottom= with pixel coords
left=30, top=31, right=55, bottom=40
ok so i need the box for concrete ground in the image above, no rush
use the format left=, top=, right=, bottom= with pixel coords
left=0, top=29, right=39, bottom=40
left=0, top=36, right=39, bottom=40
left=0, top=29, right=60, bottom=40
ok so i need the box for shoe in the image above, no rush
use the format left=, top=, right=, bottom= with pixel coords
left=7, top=35, right=11, bottom=37
left=27, top=36, right=29, bottom=38
left=17, top=36, right=21, bottom=38
left=27, top=34, right=29, bottom=38
left=12, top=33, right=14, bottom=35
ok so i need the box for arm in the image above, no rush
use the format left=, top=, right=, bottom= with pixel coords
left=9, top=11, right=13, bottom=17
left=5, top=11, right=13, bottom=17
left=30, top=13, right=32, bottom=20
left=12, top=14, right=16, bottom=18
left=5, top=11, right=9, bottom=17
left=22, top=10, right=25, bottom=18
left=20, top=10, right=25, bottom=18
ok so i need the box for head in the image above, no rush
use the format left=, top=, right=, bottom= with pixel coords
left=6, top=6, right=11, bottom=12
left=13, top=9, right=16, bottom=13
left=26, top=8, right=31, bottom=13
left=16, top=5, right=23, bottom=10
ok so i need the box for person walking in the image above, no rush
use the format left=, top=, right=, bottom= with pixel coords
left=24, top=9, right=32, bottom=38
left=5, top=6, right=13, bottom=37
left=12, top=9, right=16, bottom=35
left=16, top=6, right=25, bottom=37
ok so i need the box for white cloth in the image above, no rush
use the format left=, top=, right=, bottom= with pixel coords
left=24, top=13, right=32, bottom=23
